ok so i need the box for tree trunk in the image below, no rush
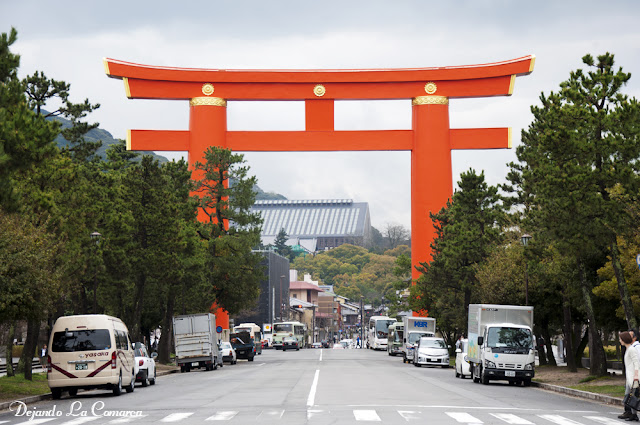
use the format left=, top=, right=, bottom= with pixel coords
left=5, top=321, right=16, bottom=377
left=542, top=324, right=557, bottom=366
left=562, top=286, right=577, bottom=372
left=158, top=290, right=175, bottom=364
left=610, top=235, right=637, bottom=330
left=17, top=318, right=39, bottom=380
left=536, top=332, right=548, bottom=366
left=579, top=260, right=607, bottom=376
left=574, top=327, right=589, bottom=367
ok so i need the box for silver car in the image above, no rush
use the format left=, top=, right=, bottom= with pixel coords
left=414, top=337, right=450, bottom=368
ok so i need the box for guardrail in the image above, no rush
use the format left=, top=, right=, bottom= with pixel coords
left=0, top=358, right=42, bottom=374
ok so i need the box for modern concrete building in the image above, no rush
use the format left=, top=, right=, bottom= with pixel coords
left=252, top=199, right=372, bottom=253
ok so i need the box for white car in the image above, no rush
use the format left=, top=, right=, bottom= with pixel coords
left=133, top=342, right=157, bottom=387
left=219, top=342, right=237, bottom=364
left=339, top=339, right=354, bottom=349
left=413, top=337, right=450, bottom=368
left=455, top=338, right=471, bottom=378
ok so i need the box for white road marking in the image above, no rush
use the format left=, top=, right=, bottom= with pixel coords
left=60, top=418, right=100, bottom=425
left=307, top=409, right=325, bottom=419
left=584, top=417, right=624, bottom=425
left=160, top=412, right=194, bottom=422
left=490, top=413, right=534, bottom=424
left=353, top=410, right=381, bottom=421
left=307, top=369, right=320, bottom=407
left=258, top=410, right=284, bottom=419
left=107, top=416, right=148, bottom=424
left=446, top=412, right=483, bottom=423
left=398, top=410, right=422, bottom=421
left=14, top=420, right=56, bottom=425
left=320, top=350, right=323, bottom=361
left=538, top=415, right=583, bottom=424
left=206, top=411, right=238, bottom=421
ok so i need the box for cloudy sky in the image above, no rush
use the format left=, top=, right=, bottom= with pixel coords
left=3, top=1, right=640, bottom=231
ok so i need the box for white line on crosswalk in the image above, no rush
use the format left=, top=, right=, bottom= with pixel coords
left=14, top=419, right=56, bottom=425
left=107, top=415, right=148, bottom=424
left=446, top=412, right=483, bottom=424
left=398, top=410, right=422, bottom=421
left=206, top=411, right=238, bottom=421
left=490, top=413, right=534, bottom=424
left=160, top=412, right=194, bottom=422
left=584, top=416, right=625, bottom=425
left=60, top=418, right=100, bottom=425
left=538, top=415, right=583, bottom=425
left=354, top=409, right=381, bottom=421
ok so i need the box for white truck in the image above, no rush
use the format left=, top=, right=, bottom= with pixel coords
left=173, top=313, right=222, bottom=373
left=467, top=304, right=535, bottom=386
left=402, top=316, right=436, bottom=364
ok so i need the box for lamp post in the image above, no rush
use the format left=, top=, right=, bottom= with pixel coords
left=90, top=232, right=102, bottom=313
left=521, top=234, right=531, bottom=306
left=360, top=296, right=364, bottom=349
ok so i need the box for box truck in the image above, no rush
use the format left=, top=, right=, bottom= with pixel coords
left=173, top=313, right=222, bottom=373
left=402, top=316, right=436, bottom=363
left=467, top=304, right=535, bottom=386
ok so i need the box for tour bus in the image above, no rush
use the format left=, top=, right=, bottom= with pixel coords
left=387, top=322, right=404, bottom=356
left=233, top=323, right=263, bottom=355
left=272, top=321, right=306, bottom=349
left=367, top=316, right=397, bottom=350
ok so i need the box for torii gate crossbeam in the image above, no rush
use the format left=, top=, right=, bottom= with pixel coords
left=104, top=55, right=535, bottom=321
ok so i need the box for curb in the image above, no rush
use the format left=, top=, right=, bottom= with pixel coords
left=532, top=381, right=623, bottom=406
left=0, top=369, right=180, bottom=413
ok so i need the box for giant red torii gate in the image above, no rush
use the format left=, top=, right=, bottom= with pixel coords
left=104, top=55, right=534, bottom=322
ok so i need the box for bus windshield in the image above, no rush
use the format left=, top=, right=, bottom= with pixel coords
left=375, top=320, right=395, bottom=338
left=274, top=324, right=292, bottom=333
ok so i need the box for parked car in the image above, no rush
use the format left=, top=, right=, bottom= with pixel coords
left=219, top=341, right=237, bottom=365
left=455, top=338, right=471, bottom=379
left=133, top=342, right=157, bottom=387
left=332, top=343, right=343, bottom=350
left=282, top=337, right=300, bottom=351
left=339, top=339, right=354, bottom=349
left=413, top=337, right=450, bottom=368
left=321, top=340, right=330, bottom=348
left=311, top=342, right=323, bottom=349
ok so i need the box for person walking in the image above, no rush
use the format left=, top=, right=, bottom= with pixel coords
left=40, top=344, right=48, bottom=370
left=620, top=331, right=640, bottom=421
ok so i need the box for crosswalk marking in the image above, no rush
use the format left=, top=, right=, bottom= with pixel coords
left=584, top=417, right=625, bottom=425
left=354, top=409, right=382, bottom=421
left=257, top=410, right=284, bottom=419
left=446, top=412, right=483, bottom=424
left=490, top=413, right=534, bottom=424
left=160, top=412, right=194, bottom=422
left=398, top=410, right=422, bottom=421
left=107, top=416, right=147, bottom=424
left=14, top=420, right=56, bottom=425
left=206, top=411, right=238, bottom=421
left=307, top=409, right=325, bottom=420
left=60, top=418, right=100, bottom=425
left=538, top=415, right=583, bottom=424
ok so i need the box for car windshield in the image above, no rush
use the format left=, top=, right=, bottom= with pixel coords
left=487, top=327, right=532, bottom=349
left=408, top=333, right=431, bottom=344
left=52, top=329, right=111, bottom=352
left=420, top=338, right=446, bottom=348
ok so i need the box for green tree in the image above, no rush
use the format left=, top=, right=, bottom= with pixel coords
left=193, top=147, right=264, bottom=315
left=274, top=227, right=293, bottom=260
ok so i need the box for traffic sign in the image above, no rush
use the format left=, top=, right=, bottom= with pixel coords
left=216, top=326, right=223, bottom=333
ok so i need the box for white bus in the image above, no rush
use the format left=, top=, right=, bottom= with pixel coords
left=233, top=323, right=263, bottom=354
left=367, top=316, right=397, bottom=350
left=272, top=321, right=306, bottom=349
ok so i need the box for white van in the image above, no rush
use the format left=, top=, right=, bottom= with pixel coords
left=47, top=314, right=136, bottom=399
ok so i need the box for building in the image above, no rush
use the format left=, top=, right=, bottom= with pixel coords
left=251, top=199, right=372, bottom=252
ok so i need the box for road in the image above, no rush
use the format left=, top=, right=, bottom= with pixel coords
left=0, top=348, right=623, bottom=424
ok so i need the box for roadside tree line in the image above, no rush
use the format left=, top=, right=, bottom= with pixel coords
left=0, top=28, right=263, bottom=380
left=410, top=53, right=640, bottom=376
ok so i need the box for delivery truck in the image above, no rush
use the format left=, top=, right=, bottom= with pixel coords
left=173, top=313, right=222, bottom=373
left=467, top=304, right=535, bottom=386
left=402, top=316, right=436, bottom=363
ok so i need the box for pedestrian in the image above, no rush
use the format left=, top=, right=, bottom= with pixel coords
left=40, top=344, right=48, bottom=370
left=356, top=335, right=361, bottom=348
left=455, top=336, right=463, bottom=350
left=619, top=331, right=640, bottom=421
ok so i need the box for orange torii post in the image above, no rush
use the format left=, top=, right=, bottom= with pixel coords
left=105, top=55, right=535, bottom=321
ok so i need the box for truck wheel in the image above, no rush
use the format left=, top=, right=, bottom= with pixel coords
left=185, top=364, right=191, bottom=372
left=523, top=378, right=531, bottom=387
left=52, top=388, right=62, bottom=400
left=481, top=368, right=489, bottom=385
left=249, top=355, right=254, bottom=362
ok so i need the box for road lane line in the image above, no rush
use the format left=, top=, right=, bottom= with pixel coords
left=307, top=369, right=320, bottom=406
left=538, top=415, right=583, bottom=425
left=583, top=417, right=620, bottom=425
left=354, top=410, right=381, bottom=421
left=320, top=349, right=323, bottom=361
left=206, top=411, right=238, bottom=421
left=160, top=413, right=194, bottom=422
left=490, top=413, right=533, bottom=424
left=398, top=410, right=422, bottom=421
left=446, top=412, right=483, bottom=423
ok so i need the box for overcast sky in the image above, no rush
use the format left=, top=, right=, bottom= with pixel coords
left=3, top=1, right=640, bottom=231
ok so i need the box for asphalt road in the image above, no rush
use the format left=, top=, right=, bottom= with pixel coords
left=0, top=348, right=625, bottom=424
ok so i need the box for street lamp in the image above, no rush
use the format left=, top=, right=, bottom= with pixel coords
left=521, top=234, right=531, bottom=306
left=90, top=232, right=102, bottom=313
